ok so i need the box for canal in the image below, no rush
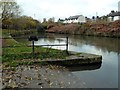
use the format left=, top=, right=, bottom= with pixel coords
left=15, top=33, right=119, bottom=88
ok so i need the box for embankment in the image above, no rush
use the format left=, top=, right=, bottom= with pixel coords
left=46, top=20, right=120, bottom=38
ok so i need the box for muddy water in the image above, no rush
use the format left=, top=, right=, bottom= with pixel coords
left=15, top=33, right=119, bottom=88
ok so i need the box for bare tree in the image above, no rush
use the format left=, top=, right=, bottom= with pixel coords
left=1, top=0, right=22, bottom=29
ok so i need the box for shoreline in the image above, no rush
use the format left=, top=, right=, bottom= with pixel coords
left=45, top=31, right=120, bottom=38
left=46, top=21, right=120, bottom=38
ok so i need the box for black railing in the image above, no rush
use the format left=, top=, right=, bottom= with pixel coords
left=28, top=36, right=69, bottom=56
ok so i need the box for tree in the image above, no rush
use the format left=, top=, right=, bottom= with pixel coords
left=96, top=16, right=100, bottom=21
left=11, top=16, right=39, bottom=30
left=48, top=17, right=55, bottom=23
left=111, top=10, right=115, bottom=14
left=43, top=18, right=47, bottom=23
left=92, top=16, right=95, bottom=21
left=58, top=18, right=64, bottom=23
left=110, top=10, right=115, bottom=21
left=1, top=0, right=22, bottom=29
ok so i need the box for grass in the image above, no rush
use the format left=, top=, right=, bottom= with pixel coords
left=2, top=47, right=69, bottom=67
left=2, top=38, right=25, bottom=47
left=2, top=29, right=37, bottom=38
left=2, top=47, right=68, bottom=62
left=2, top=29, right=69, bottom=67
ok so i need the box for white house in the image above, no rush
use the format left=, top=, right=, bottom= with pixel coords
left=118, top=1, right=120, bottom=19
left=107, top=1, right=120, bottom=21
left=64, top=15, right=86, bottom=23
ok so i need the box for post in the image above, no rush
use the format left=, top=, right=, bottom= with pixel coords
left=66, top=37, right=69, bottom=54
left=32, top=40, right=34, bottom=56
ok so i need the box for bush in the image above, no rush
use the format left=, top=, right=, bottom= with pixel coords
left=37, top=24, right=45, bottom=33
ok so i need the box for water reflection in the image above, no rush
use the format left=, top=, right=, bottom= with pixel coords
left=42, top=33, right=119, bottom=53
left=68, top=35, right=119, bottom=53
left=66, top=63, right=102, bottom=72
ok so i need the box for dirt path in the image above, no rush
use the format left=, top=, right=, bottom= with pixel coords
left=2, top=64, right=87, bottom=89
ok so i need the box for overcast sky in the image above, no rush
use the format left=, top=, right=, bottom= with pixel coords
left=17, top=0, right=120, bottom=21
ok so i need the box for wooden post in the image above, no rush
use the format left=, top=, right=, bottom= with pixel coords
left=66, top=37, right=69, bottom=54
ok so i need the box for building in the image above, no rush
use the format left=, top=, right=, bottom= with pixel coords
left=64, top=15, right=86, bottom=23
left=108, top=11, right=120, bottom=21
left=107, top=1, right=120, bottom=21
left=118, top=1, right=120, bottom=19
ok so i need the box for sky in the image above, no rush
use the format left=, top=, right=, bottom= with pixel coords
left=16, top=0, right=120, bottom=22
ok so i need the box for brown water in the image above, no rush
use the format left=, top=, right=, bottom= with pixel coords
left=15, top=33, right=119, bottom=88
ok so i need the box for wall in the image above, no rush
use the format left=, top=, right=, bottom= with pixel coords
left=78, top=16, right=86, bottom=23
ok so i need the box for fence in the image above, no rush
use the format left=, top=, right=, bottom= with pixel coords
left=28, top=36, right=69, bottom=56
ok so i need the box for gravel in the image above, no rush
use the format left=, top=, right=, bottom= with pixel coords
left=2, top=64, right=87, bottom=89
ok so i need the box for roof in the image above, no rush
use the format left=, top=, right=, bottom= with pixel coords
left=108, top=11, right=120, bottom=17
left=58, top=19, right=65, bottom=22
left=67, top=15, right=83, bottom=20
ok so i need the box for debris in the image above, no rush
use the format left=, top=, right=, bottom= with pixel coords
left=49, top=82, right=53, bottom=86
left=38, top=82, right=43, bottom=85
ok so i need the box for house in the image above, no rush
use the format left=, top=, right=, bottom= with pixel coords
left=63, top=15, right=86, bottom=23
left=107, top=1, right=120, bottom=21
left=108, top=11, right=120, bottom=21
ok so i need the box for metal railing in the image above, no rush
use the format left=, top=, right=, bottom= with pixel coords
left=28, top=36, right=69, bottom=56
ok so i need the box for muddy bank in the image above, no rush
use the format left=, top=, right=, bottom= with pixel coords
left=2, top=65, right=86, bottom=89
left=46, top=20, right=120, bottom=38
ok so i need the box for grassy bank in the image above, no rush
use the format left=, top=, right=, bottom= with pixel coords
left=3, top=46, right=69, bottom=67
left=2, top=29, right=69, bottom=67
left=2, top=29, right=37, bottom=38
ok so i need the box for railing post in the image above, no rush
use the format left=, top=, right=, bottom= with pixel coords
left=28, top=36, right=38, bottom=57
left=66, top=37, right=69, bottom=54
left=32, top=40, right=34, bottom=56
